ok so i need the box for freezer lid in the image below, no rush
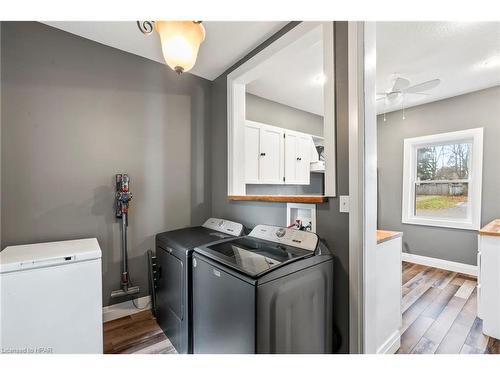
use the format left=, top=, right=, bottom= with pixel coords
left=0, top=238, right=101, bottom=273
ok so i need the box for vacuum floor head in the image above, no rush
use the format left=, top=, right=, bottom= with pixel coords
left=110, top=285, right=140, bottom=299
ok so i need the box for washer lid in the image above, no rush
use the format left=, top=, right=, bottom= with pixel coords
left=197, top=236, right=313, bottom=278
left=156, top=226, right=235, bottom=254
left=156, top=218, right=244, bottom=254
left=0, top=238, right=101, bottom=273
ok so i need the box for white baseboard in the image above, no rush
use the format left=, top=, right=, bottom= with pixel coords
left=102, top=295, right=151, bottom=323
left=377, top=330, right=401, bottom=354
left=402, top=253, right=477, bottom=277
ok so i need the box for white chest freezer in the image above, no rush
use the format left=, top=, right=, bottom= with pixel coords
left=0, top=238, right=103, bottom=354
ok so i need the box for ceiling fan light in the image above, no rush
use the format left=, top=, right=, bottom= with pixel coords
left=155, top=21, right=206, bottom=73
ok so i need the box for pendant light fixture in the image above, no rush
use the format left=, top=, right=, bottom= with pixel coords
left=137, top=21, right=206, bottom=74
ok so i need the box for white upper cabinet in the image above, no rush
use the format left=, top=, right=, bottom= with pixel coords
left=245, top=121, right=284, bottom=184
left=259, top=126, right=285, bottom=183
left=245, top=120, right=316, bottom=185
left=244, top=122, right=261, bottom=183
left=284, top=131, right=312, bottom=185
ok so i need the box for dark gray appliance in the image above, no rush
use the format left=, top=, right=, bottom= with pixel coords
left=155, top=218, right=244, bottom=354
left=192, top=224, right=334, bottom=354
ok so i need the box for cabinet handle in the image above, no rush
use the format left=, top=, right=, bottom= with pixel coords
left=260, top=152, right=266, bottom=156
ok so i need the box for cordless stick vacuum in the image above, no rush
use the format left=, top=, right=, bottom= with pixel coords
left=111, top=174, right=140, bottom=299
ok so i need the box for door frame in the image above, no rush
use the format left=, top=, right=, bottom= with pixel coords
left=348, top=21, right=378, bottom=354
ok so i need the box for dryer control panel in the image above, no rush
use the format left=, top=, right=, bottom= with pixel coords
left=248, top=225, right=318, bottom=251
left=202, top=218, right=244, bottom=236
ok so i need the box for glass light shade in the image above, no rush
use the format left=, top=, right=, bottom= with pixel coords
left=155, top=21, right=205, bottom=74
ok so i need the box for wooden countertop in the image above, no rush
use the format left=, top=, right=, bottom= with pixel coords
left=228, top=195, right=328, bottom=203
left=479, top=219, right=500, bottom=237
left=377, top=230, right=403, bottom=244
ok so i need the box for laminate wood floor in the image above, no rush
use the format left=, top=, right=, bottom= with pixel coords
left=398, top=261, right=500, bottom=354
left=103, top=262, right=500, bottom=354
left=103, top=310, right=177, bottom=354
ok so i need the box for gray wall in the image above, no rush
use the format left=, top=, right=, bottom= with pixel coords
left=246, top=173, right=324, bottom=196
left=1, top=22, right=212, bottom=307
left=210, top=22, right=350, bottom=353
left=246, top=93, right=323, bottom=136
left=378, top=86, right=500, bottom=265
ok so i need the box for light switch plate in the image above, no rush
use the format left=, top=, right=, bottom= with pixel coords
left=339, top=195, right=350, bottom=213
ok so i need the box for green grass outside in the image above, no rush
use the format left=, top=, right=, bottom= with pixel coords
left=416, top=195, right=467, bottom=210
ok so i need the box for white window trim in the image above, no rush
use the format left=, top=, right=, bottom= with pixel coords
left=402, top=128, right=484, bottom=230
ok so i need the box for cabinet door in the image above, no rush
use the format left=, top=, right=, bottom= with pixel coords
left=284, top=132, right=299, bottom=184
left=245, top=123, right=260, bottom=183
left=285, top=132, right=299, bottom=184
left=296, top=136, right=312, bottom=184
left=285, top=132, right=311, bottom=185
left=259, top=126, right=284, bottom=183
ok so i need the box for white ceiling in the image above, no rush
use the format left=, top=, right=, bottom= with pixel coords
left=43, top=21, right=499, bottom=115
left=376, top=22, right=500, bottom=114
left=247, top=21, right=500, bottom=117
left=246, top=25, right=324, bottom=116
left=42, top=21, right=287, bottom=81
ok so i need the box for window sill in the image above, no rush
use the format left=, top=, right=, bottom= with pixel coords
left=228, top=195, right=328, bottom=203
left=402, top=217, right=479, bottom=231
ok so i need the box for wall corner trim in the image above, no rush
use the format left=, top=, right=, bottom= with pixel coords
left=102, top=295, right=151, bottom=322
left=376, top=330, right=401, bottom=354
left=402, top=253, right=478, bottom=276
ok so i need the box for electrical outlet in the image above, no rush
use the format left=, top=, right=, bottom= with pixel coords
left=339, top=195, right=350, bottom=213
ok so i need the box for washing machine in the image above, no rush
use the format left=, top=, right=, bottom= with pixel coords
left=191, top=224, right=334, bottom=354
left=154, top=218, right=244, bottom=354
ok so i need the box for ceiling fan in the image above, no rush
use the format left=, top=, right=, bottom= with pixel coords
left=377, top=77, right=441, bottom=120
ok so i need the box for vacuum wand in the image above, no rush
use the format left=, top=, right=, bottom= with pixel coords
left=111, top=173, right=140, bottom=299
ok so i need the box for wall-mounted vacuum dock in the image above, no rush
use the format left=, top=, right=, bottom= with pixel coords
left=111, top=173, right=140, bottom=299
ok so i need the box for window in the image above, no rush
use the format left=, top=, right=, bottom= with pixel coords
left=402, top=128, right=483, bottom=230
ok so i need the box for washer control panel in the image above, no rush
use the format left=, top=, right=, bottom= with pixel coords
left=248, top=225, right=318, bottom=251
left=202, top=218, right=244, bottom=236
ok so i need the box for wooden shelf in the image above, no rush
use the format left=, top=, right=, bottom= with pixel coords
left=228, top=195, right=328, bottom=203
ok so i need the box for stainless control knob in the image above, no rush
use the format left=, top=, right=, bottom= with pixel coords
left=276, top=228, right=286, bottom=238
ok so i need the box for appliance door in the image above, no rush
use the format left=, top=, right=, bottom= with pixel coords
left=156, top=246, right=186, bottom=353
left=192, top=255, right=255, bottom=353
left=0, top=259, right=102, bottom=354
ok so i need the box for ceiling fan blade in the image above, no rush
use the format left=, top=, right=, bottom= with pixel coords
left=407, top=92, right=430, bottom=96
left=404, top=79, right=441, bottom=94
left=391, top=77, right=410, bottom=92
